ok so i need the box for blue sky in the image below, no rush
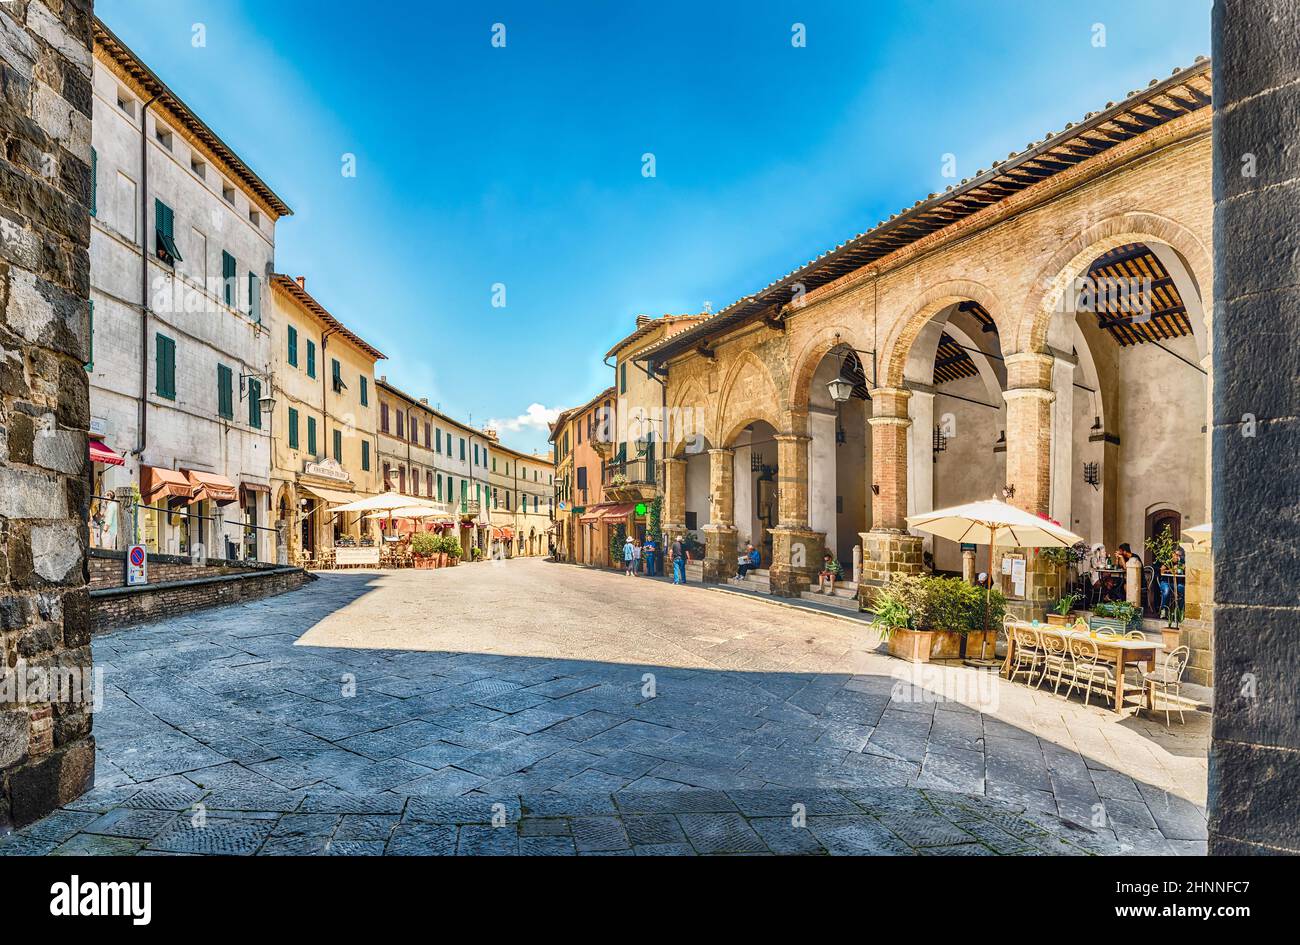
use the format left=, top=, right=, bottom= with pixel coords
left=99, top=0, right=1211, bottom=453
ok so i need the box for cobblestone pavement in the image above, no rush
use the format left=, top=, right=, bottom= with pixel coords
left=3, top=559, right=1208, bottom=855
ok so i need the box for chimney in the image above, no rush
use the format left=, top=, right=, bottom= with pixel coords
left=379, top=375, right=387, bottom=384
left=419, top=398, right=429, bottom=405
left=635, top=313, right=652, bottom=328
left=295, top=276, right=306, bottom=289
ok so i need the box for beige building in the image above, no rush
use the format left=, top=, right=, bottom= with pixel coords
left=487, top=438, right=554, bottom=557
left=269, top=276, right=385, bottom=564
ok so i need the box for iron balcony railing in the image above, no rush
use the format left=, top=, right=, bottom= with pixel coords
left=603, top=456, right=656, bottom=488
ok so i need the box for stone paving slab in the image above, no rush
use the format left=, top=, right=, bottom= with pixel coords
left=2, top=561, right=1208, bottom=856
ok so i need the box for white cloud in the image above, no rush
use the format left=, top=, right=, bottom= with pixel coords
left=488, top=403, right=563, bottom=433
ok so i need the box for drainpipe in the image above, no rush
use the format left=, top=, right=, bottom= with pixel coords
left=135, top=94, right=160, bottom=461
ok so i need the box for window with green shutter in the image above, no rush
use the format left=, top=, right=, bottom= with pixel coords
left=332, top=428, right=342, bottom=462
left=247, top=378, right=262, bottom=428
left=217, top=364, right=233, bottom=419
left=248, top=272, right=260, bottom=321
left=306, top=340, right=316, bottom=378
left=361, top=440, right=370, bottom=471
left=435, top=429, right=441, bottom=453
left=620, top=362, right=627, bottom=394
left=155, top=333, right=176, bottom=399
left=154, top=199, right=182, bottom=265
left=307, top=416, right=317, bottom=456
left=460, top=439, right=465, bottom=461
left=222, top=251, right=236, bottom=306
left=288, top=407, right=299, bottom=449
left=360, top=376, right=368, bottom=406
left=437, top=474, right=443, bottom=501
left=331, top=358, right=345, bottom=393
left=90, top=148, right=97, bottom=217
left=287, top=325, right=298, bottom=367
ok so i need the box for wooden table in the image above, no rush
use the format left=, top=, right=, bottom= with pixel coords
left=1002, top=623, right=1162, bottom=713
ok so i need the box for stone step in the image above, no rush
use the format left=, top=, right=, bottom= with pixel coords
left=800, top=590, right=862, bottom=612
left=728, top=574, right=771, bottom=593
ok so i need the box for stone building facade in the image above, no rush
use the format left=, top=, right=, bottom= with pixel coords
left=548, top=387, right=614, bottom=567
left=643, top=62, right=1216, bottom=681
left=269, top=274, right=384, bottom=564
left=87, top=19, right=291, bottom=563
left=0, top=0, right=96, bottom=830
left=487, top=438, right=553, bottom=557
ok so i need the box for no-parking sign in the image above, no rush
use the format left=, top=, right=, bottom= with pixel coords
left=126, top=544, right=148, bottom=586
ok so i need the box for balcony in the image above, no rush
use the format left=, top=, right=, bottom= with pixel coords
left=459, top=500, right=481, bottom=519
left=603, top=456, right=657, bottom=501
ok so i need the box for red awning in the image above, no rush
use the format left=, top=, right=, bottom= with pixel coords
left=500, top=527, right=514, bottom=540
left=602, top=503, right=639, bottom=520
left=141, top=465, right=193, bottom=505
left=89, top=439, right=124, bottom=466
left=183, top=469, right=239, bottom=506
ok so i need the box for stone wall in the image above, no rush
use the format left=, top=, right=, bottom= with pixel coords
left=88, top=546, right=289, bottom=589
left=1208, top=0, right=1300, bottom=855
left=91, top=564, right=312, bottom=632
left=0, top=0, right=96, bottom=831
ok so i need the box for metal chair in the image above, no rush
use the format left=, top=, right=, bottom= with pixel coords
left=1143, top=645, right=1190, bottom=725
left=1039, top=630, right=1071, bottom=695
left=1143, top=565, right=1157, bottom=616
left=1008, top=625, right=1046, bottom=687
left=1065, top=636, right=1115, bottom=708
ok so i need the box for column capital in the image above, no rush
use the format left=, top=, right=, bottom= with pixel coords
left=707, top=447, right=735, bottom=457
left=663, top=456, right=686, bottom=467
left=1002, top=351, right=1055, bottom=389
left=869, top=386, right=912, bottom=419
left=867, top=415, right=911, bottom=428
left=773, top=432, right=810, bottom=444
left=1002, top=387, right=1056, bottom=404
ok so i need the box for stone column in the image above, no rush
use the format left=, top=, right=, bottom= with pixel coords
left=770, top=433, right=821, bottom=596
left=701, top=448, right=737, bottom=583
left=0, top=6, right=95, bottom=830
left=906, top=387, right=935, bottom=519
left=1048, top=352, right=1075, bottom=529
left=860, top=388, right=923, bottom=600
left=661, top=457, right=687, bottom=542
left=1209, top=0, right=1300, bottom=854
left=807, top=408, right=836, bottom=549
left=112, top=486, right=136, bottom=550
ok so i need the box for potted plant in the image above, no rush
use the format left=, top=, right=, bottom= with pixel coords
left=876, top=575, right=965, bottom=662
left=410, top=532, right=438, bottom=568
left=1090, top=599, right=1140, bottom=633
left=870, top=580, right=913, bottom=654
left=964, top=582, right=1005, bottom=659
left=1145, top=525, right=1183, bottom=646
left=1046, top=592, right=1080, bottom=626
left=442, top=534, right=462, bottom=566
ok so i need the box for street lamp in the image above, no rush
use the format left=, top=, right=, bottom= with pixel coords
left=826, top=373, right=854, bottom=404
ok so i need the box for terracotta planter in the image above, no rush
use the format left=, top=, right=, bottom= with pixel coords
left=887, top=628, right=963, bottom=662
left=963, top=629, right=999, bottom=660
left=1161, top=628, right=1181, bottom=650
left=1045, top=612, right=1074, bottom=626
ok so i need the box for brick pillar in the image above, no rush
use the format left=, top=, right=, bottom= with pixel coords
left=701, top=448, right=737, bottom=582
left=661, top=457, right=686, bottom=540
left=0, top=2, right=96, bottom=830
left=861, top=388, right=923, bottom=601
left=770, top=433, right=820, bottom=596
left=1180, top=540, right=1213, bottom=687
left=1002, top=352, right=1055, bottom=516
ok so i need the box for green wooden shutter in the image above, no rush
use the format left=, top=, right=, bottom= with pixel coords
left=288, top=325, right=298, bottom=367
left=155, top=333, right=175, bottom=399
left=437, top=474, right=443, bottom=501
left=90, top=148, right=97, bottom=217
left=306, top=340, right=316, bottom=378
left=307, top=416, right=317, bottom=455
left=362, top=440, right=370, bottom=471
left=332, top=428, right=342, bottom=462
left=288, top=407, right=299, bottom=449
left=360, top=376, right=368, bottom=406
left=248, top=272, right=260, bottom=321
left=217, top=364, right=233, bottom=418
left=248, top=378, right=262, bottom=428
left=222, top=251, right=236, bottom=306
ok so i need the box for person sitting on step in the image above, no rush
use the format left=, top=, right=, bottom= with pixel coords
left=818, top=553, right=843, bottom=594
left=737, top=543, right=760, bottom=578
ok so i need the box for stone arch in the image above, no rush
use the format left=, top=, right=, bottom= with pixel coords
left=789, top=323, right=872, bottom=415
left=880, top=279, right=1007, bottom=388
left=1016, top=211, right=1212, bottom=356
left=667, top=375, right=711, bottom=458
left=716, top=350, right=785, bottom=447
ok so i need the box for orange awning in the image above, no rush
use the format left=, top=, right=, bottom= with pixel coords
left=602, top=503, right=638, bottom=520
left=500, top=527, right=514, bottom=540
left=141, top=465, right=193, bottom=505
left=183, top=469, right=238, bottom=506
left=89, top=439, right=124, bottom=466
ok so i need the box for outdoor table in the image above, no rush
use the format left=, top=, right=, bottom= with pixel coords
left=1002, top=622, right=1162, bottom=714
left=335, top=547, right=380, bottom=568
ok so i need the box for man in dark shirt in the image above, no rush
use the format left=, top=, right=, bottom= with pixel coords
left=671, top=537, right=687, bottom=585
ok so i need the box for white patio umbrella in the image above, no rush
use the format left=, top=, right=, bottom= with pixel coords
left=362, top=505, right=450, bottom=520
left=328, top=491, right=441, bottom=514
left=906, top=498, right=1084, bottom=649
left=1184, top=522, right=1211, bottom=549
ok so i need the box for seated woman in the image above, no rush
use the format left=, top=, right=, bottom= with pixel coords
left=817, top=553, right=843, bottom=594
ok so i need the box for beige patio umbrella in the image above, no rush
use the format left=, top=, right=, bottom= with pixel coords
left=328, top=491, right=441, bottom=514
left=906, top=498, right=1085, bottom=653
left=362, top=504, right=450, bottom=519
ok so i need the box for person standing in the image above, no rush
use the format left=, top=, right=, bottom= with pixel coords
left=631, top=539, right=642, bottom=576
left=623, top=536, right=635, bottom=575
left=671, top=535, right=686, bottom=585
left=644, top=537, right=657, bottom=577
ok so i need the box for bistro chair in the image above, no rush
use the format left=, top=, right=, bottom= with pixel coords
left=1038, top=629, right=1072, bottom=695
left=1008, top=625, right=1046, bottom=687
left=1143, top=645, right=1191, bottom=726
left=998, top=614, right=1018, bottom=670
left=1065, top=636, right=1115, bottom=708
left=1142, top=565, right=1157, bottom=615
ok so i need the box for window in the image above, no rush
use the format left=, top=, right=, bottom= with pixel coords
left=248, top=272, right=260, bottom=321
left=155, top=333, right=176, bottom=399
left=424, top=422, right=431, bottom=446
left=155, top=125, right=173, bottom=150
left=492, top=457, right=497, bottom=473
left=288, top=407, right=300, bottom=449
left=217, top=364, right=233, bottom=419
left=380, top=402, right=389, bottom=433
left=331, top=358, right=345, bottom=393
left=249, top=209, right=261, bottom=227
left=426, top=471, right=433, bottom=496
left=90, top=148, right=96, bottom=217
left=620, top=362, right=627, bottom=394
left=576, top=466, right=587, bottom=490
left=360, top=376, right=369, bottom=406
left=116, top=88, right=136, bottom=118
left=306, top=340, right=316, bottom=378
left=332, top=428, right=342, bottom=462
left=287, top=325, right=298, bottom=367
left=191, top=156, right=206, bottom=179
left=411, top=468, right=420, bottom=495
left=505, top=492, right=510, bottom=511
left=399, top=466, right=406, bottom=492
left=474, top=444, right=479, bottom=466
left=533, top=495, right=538, bottom=512
left=247, top=378, right=262, bottom=428
left=154, top=199, right=182, bottom=265
left=222, top=182, right=236, bottom=205
left=436, top=428, right=442, bottom=453
left=383, top=463, right=391, bottom=489
left=307, top=416, right=317, bottom=456
left=460, top=438, right=465, bottom=461
left=396, top=411, right=405, bottom=439
left=361, top=440, right=370, bottom=471
left=221, top=251, right=236, bottom=306
left=437, top=474, right=443, bottom=501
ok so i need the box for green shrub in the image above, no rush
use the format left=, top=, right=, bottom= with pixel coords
left=437, top=534, right=462, bottom=557
left=410, top=532, right=438, bottom=557
left=874, top=574, right=1004, bottom=634
left=870, top=581, right=912, bottom=636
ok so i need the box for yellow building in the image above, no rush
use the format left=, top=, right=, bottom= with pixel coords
left=548, top=408, right=577, bottom=561
left=270, top=275, right=385, bottom=564
left=487, top=437, right=555, bottom=557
